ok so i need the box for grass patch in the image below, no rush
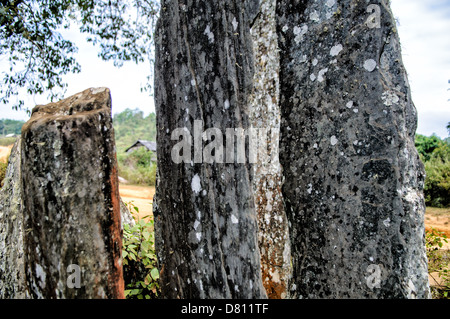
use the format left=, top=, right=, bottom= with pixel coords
left=0, top=137, right=17, bottom=146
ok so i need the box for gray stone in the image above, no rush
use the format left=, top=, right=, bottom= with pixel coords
left=249, top=0, right=291, bottom=299
left=0, top=138, right=28, bottom=298
left=154, top=0, right=267, bottom=298
left=276, top=0, right=430, bottom=298
left=20, top=88, right=124, bottom=298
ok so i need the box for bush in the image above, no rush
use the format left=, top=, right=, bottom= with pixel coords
left=117, top=147, right=157, bottom=186
left=0, top=161, right=7, bottom=188
left=426, top=228, right=450, bottom=299
left=416, top=134, right=450, bottom=208
left=423, top=158, right=450, bottom=208
left=0, top=137, right=17, bottom=146
left=122, top=202, right=160, bottom=299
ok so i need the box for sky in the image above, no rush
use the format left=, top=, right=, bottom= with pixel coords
left=0, top=0, right=449, bottom=138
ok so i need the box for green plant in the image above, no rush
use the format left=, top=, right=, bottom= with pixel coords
left=0, top=161, right=7, bottom=188
left=122, top=202, right=160, bottom=299
left=426, top=228, right=450, bottom=299
left=423, top=158, right=450, bottom=208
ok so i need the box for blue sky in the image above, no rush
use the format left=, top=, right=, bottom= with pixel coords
left=1, top=0, right=449, bottom=138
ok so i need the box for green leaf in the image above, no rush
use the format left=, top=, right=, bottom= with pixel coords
left=151, top=267, right=159, bottom=280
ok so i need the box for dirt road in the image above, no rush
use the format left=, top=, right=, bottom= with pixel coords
left=119, top=184, right=155, bottom=220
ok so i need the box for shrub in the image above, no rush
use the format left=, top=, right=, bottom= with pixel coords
left=117, top=148, right=157, bottom=186
left=122, top=202, right=160, bottom=299
left=426, top=228, right=450, bottom=299
left=0, top=137, right=17, bottom=146
left=0, top=161, right=7, bottom=188
left=424, top=158, right=450, bottom=208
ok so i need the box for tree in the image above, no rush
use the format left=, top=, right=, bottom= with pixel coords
left=0, top=0, right=159, bottom=111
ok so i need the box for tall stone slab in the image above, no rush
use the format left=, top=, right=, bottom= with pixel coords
left=276, top=0, right=430, bottom=298
left=0, top=138, right=28, bottom=298
left=20, top=88, right=124, bottom=298
left=249, top=0, right=291, bottom=299
left=154, top=0, right=267, bottom=298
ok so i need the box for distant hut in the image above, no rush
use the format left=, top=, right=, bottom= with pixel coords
left=125, top=140, right=157, bottom=161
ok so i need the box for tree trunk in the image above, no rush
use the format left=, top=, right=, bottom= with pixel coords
left=249, top=0, right=291, bottom=299
left=154, top=0, right=267, bottom=298
left=276, top=0, right=430, bottom=298
left=20, top=88, right=124, bottom=299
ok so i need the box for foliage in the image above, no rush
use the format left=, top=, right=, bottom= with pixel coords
left=1, top=0, right=159, bottom=111
left=122, top=202, right=160, bottom=299
left=113, top=108, right=156, bottom=153
left=113, top=108, right=157, bottom=186
left=0, top=161, right=7, bottom=188
left=425, top=228, right=449, bottom=299
left=416, top=134, right=443, bottom=162
left=118, top=148, right=157, bottom=186
left=0, top=119, right=25, bottom=136
left=415, top=133, right=450, bottom=208
left=424, top=158, right=450, bottom=208
left=0, top=136, right=18, bottom=146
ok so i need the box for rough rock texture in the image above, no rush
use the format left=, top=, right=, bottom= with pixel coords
left=20, top=88, right=124, bottom=298
left=249, top=0, right=291, bottom=299
left=276, top=0, right=430, bottom=298
left=120, top=198, right=135, bottom=229
left=154, top=0, right=267, bottom=298
left=0, top=138, right=28, bottom=298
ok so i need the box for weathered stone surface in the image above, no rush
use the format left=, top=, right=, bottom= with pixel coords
left=0, top=138, right=28, bottom=298
left=249, top=0, right=291, bottom=299
left=154, top=0, right=266, bottom=298
left=277, top=0, right=430, bottom=298
left=20, top=88, right=124, bottom=298
left=120, top=198, right=135, bottom=229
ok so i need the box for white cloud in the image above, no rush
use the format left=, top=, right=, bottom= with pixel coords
left=391, top=0, right=450, bottom=138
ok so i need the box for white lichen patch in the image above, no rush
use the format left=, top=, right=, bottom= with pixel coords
left=293, top=25, right=308, bottom=44
left=232, top=17, right=238, bottom=31
left=307, top=183, right=313, bottom=194
left=204, top=25, right=214, bottom=43
left=326, top=0, right=336, bottom=7
left=381, top=91, right=400, bottom=106
left=191, top=174, right=202, bottom=195
left=330, top=44, right=343, bottom=57
left=330, top=135, right=338, bottom=146
left=310, top=10, right=320, bottom=22
left=90, top=87, right=107, bottom=95
left=317, top=68, right=329, bottom=82
left=364, top=59, right=377, bottom=72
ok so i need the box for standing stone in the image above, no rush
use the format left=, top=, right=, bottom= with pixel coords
left=276, top=0, right=430, bottom=298
left=0, top=138, right=28, bottom=298
left=20, top=88, right=124, bottom=298
left=249, top=0, right=291, bottom=299
left=154, top=0, right=266, bottom=298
